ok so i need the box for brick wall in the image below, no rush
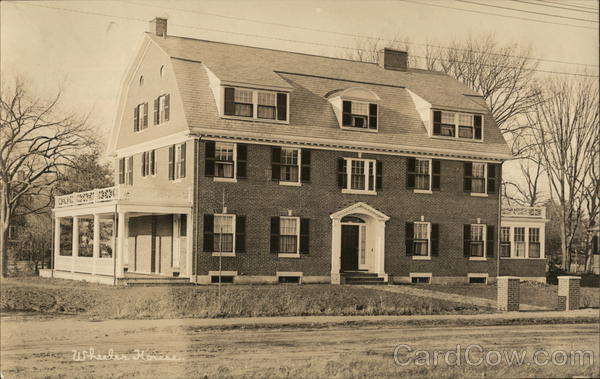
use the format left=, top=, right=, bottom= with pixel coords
left=497, top=276, right=520, bottom=311
left=194, top=141, right=506, bottom=279
left=499, top=259, right=546, bottom=278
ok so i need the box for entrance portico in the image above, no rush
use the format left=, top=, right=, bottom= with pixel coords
left=330, top=202, right=390, bottom=284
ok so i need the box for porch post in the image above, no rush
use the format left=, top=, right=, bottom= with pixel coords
left=116, top=211, right=127, bottom=278
left=331, top=217, right=341, bottom=284
left=377, top=221, right=386, bottom=280
left=92, top=213, right=100, bottom=275
left=72, top=216, right=79, bottom=272
left=54, top=216, right=61, bottom=264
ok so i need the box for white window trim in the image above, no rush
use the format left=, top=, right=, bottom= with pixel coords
left=213, top=142, right=237, bottom=182
left=414, top=158, right=433, bottom=193
left=431, top=109, right=484, bottom=142
left=340, top=99, right=378, bottom=133
left=279, top=148, right=301, bottom=185
left=125, top=157, right=133, bottom=185
left=211, top=213, right=236, bottom=256
left=468, top=224, right=487, bottom=261
left=342, top=157, right=377, bottom=195
left=500, top=225, right=545, bottom=259
left=277, top=216, right=300, bottom=257
left=409, top=272, right=432, bottom=284
left=470, top=162, right=488, bottom=197
left=412, top=221, right=431, bottom=260
left=467, top=273, right=489, bottom=284
left=221, top=87, right=289, bottom=124
left=135, top=103, right=147, bottom=132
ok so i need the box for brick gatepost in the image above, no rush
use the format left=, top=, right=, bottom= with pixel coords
left=557, top=276, right=581, bottom=311
left=497, top=276, right=520, bottom=312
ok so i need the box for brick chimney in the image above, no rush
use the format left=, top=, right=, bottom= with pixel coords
left=149, top=17, right=168, bottom=37
left=378, top=48, right=408, bottom=71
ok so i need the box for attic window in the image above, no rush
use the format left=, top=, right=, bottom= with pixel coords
left=432, top=110, right=483, bottom=140
left=342, top=101, right=378, bottom=130
left=223, top=87, right=288, bottom=122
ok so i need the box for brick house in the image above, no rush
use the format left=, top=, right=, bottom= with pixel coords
left=46, top=18, right=547, bottom=285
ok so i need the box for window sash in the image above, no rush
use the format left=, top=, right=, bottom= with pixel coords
left=345, top=158, right=375, bottom=192
left=415, top=159, right=431, bottom=190
left=213, top=215, right=234, bottom=252
left=351, top=160, right=366, bottom=190
left=471, top=163, right=486, bottom=193
left=215, top=143, right=235, bottom=178
left=279, top=217, right=298, bottom=253
left=469, top=224, right=485, bottom=257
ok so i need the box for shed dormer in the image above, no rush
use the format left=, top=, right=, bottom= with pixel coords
left=327, top=87, right=380, bottom=131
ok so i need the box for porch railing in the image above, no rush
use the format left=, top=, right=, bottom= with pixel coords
left=55, top=186, right=122, bottom=208
left=501, top=206, right=546, bottom=219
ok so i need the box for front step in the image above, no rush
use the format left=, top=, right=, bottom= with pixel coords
left=120, top=277, right=193, bottom=286
left=342, top=272, right=386, bottom=285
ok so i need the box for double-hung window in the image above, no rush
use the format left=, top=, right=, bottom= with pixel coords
left=458, top=114, right=474, bottom=138
left=223, top=87, right=288, bottom=121
left=279, top=217, right=299, bottom=254
left=415, top=159, right=431, bottom=191
left=500, top=227, right=511, bottom=257
left=215, top=143, right=235, bottom=178
left=141, top=150, right=157, bottom=177
left=154, top=94, right=170, bottom=124
left=342, top=100, right=378, bottom=130
left=280, top=148, right=299, bottom=182
left=528, top=228, right=541, bottom=258
left=233, top=89, right=253, bottom=117
left=469, top=224, right=486, bottom=258
left=413, top=222, right=430, bottom=257
left=134, top=103, right=148, bottom=132
left=257, top=92, right=277, bottom=120
left=514, top=227, right=526, bottom=257
left=471, top=163, right=486, bottom=194
left=465, top=162, right=497, bottom=195
left=439, top=111, right=456, bottom=137
left=213, top=214, right=235, bottom=253
left=125, top=156, right=133, bottom=185
left=433, top=110, right=483, bottom=140
left=338, top=158, right=381, bottom=194
left=169, top=143, right=186, bottom=180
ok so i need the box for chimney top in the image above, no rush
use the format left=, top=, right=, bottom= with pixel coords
left=378, top=48, right=408, bottom=72
left=149, top=17, right=168, bottom=37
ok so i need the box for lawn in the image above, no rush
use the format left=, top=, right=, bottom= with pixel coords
left=0, top=278, right=485, bottom=319
left=428, top=281, right=600, bottom=309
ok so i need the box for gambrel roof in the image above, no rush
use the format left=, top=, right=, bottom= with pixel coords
left=147, top=33, right=512, bottom=160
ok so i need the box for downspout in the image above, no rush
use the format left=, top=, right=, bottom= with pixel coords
left=496, top=160, right=504, bottom=283
left=192, top=136, right=200, bottom=284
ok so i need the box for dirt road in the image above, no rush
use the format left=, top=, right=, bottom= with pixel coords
left=1, top=315, right=599, bottom=378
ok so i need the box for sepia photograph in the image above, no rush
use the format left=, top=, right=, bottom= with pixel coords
left=0, top=0, right=598, bottom=378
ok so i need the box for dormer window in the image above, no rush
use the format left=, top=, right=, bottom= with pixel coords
left=342, top=101, right=377, bottom=130
left=433, top=110, right=482, bottom=140
left=223, top=87, right=288, bottom=121
left=328, top=87, right=380, bottom=132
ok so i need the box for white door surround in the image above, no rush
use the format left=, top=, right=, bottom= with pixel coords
left=330, top=202, right=390, bottom=284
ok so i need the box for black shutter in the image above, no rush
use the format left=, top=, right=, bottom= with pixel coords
left=168, top=145, right=175, bottom=180
left=405, top=222, right=414, bottom=256
left=431, top=223, right=439, bottom=256
left=369, top=103, right=378, bottom=129
left=118, top=158, right=125, bottom=184
left=180, top=143, right=186, bottom=178
left=237, top=144, right=247, bottom=178
left=154, top=98, right=159, bottom=125
left=224, top=87, right=235, bottom=115
left=300, top=218, right=310, bottom=254
left=337, top=158, right=347, bottom=188
left=301, top=149, right=311, bottom=183
left=164, top=94, right=170, bottom=121
left=433, top=110, right=441, bottom=135
left=143, top=102, right=148, bottom=128
left=487, top=164, right=497, bottom=194
left=271, top=147, right=281, bottom=181
left=277, top=93, right=287, bottom=121
left=235, top=216, right=246, bottom=253
left=464, top=162, right=472, bottom=193
left=342, top=100, right=352, bottom=126
left=432, top=160, right=441, bottom=190
left=406, top=158, right=416, bottom=189
left=127, top=156, right=133, bottom=185
left=141, top=152, right=147, bottom=176
left=204, top=141, right=215, bottom=177
left=376, top=160, right=383, bottom=190
left=270, top=217, right=279, bottom=253
left=474, top=115, right=482, bottom=140
left=134, top=106, right=139, bottom=132
left=486, top=225, right=495, bottom=257
left=150, top=150, right=156, bottom=175
left=463, top=224, right=471, bottom=257
left=203, top=214, right=214, bottom=252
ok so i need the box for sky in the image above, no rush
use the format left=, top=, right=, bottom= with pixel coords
left=1, top=0, right=598, bottom=186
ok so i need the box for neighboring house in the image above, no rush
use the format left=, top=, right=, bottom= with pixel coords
left=46, top=18, right=547, bottom=285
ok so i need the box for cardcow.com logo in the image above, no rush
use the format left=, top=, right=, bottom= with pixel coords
left=393, top=344, right=594, bottom=367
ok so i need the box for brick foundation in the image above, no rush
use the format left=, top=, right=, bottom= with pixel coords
left=497, top=276, right=520, bottom=311
left=557, top=276, right=580, bottom=311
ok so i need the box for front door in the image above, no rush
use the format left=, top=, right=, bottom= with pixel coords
left=341, top=225, right=359, bottom=271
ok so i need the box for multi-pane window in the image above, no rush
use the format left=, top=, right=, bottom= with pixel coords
left=257, top=92, right=277, bottom=120
left=341, top=100, right=378, bottom=130
left=529, top=228, right=541, bottom=258
left=415, top=159, right=431, bottom=190
left=234, top=89, right=253, bottom=117
left=413, top=222, right=430, bottom=256
left=215, top=143, right=235, bottom=178
left=514, top=227, right=526, bottom=257
left=142, top=150, right=156, bottom=177
left=279, top=217, right=299, bottom=254
left=351, top=160, right=366, bottom=190
left=471, top=163, right=486, bottom=194
left=134, top=103, right=148, bottom=131
left=440, top=111, right=456, bottom=136
left=280, top=148, right=299, bottom=182
left=213, top=215, right=234, bottom=252
left=125, top=156, right=133, bottom=185
left=343, top=158, right=376, bottom=193
left=470, top=224, right=485, bottom=257
left=458, top=114, right=474, bottom=138
left=157, top=94, right=170, bottom=124
left=500, top=227, right=511, bottom=257
left=350, top=102, right=369, bottom=128
left=175, top=144, right=186, bottom=179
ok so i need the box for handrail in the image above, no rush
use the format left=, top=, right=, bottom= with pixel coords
left=55, top=186, right=120, bottom=208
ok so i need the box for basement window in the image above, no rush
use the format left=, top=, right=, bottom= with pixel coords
left=278, top=276, right=301, bottom=284
left=469, top=276, right=487, bottom=285
left=210, top=275, right=234, bottom=284
left=411, top=276, right=431, bottom=284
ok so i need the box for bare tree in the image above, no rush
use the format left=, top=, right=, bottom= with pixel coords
left=526, top=76, right=599, bottom=271
left=0, top=79, right=95, bottom=277
left=342, top=35, right=420, bottom=68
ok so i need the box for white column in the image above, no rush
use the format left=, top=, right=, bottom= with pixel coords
left=116, top=212, right=127, bottom=278
left=186, top=212, right=193, bottom=279
left=54, top=216, right=61, bottom=266
left=72, top=217, right=79, bottom=272
left=331, top=217, right=341, bottom=284
left=92, top=214, right=100, bottom=275
left=377, top=221, right=386, bottom=279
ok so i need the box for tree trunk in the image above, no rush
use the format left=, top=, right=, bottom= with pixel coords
left=0, top=194, right=10, bottom=278
left=560, top=221, right=570, bottom=272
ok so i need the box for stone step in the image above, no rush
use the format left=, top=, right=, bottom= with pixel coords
left=345, top=277, right=386, bottom=285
